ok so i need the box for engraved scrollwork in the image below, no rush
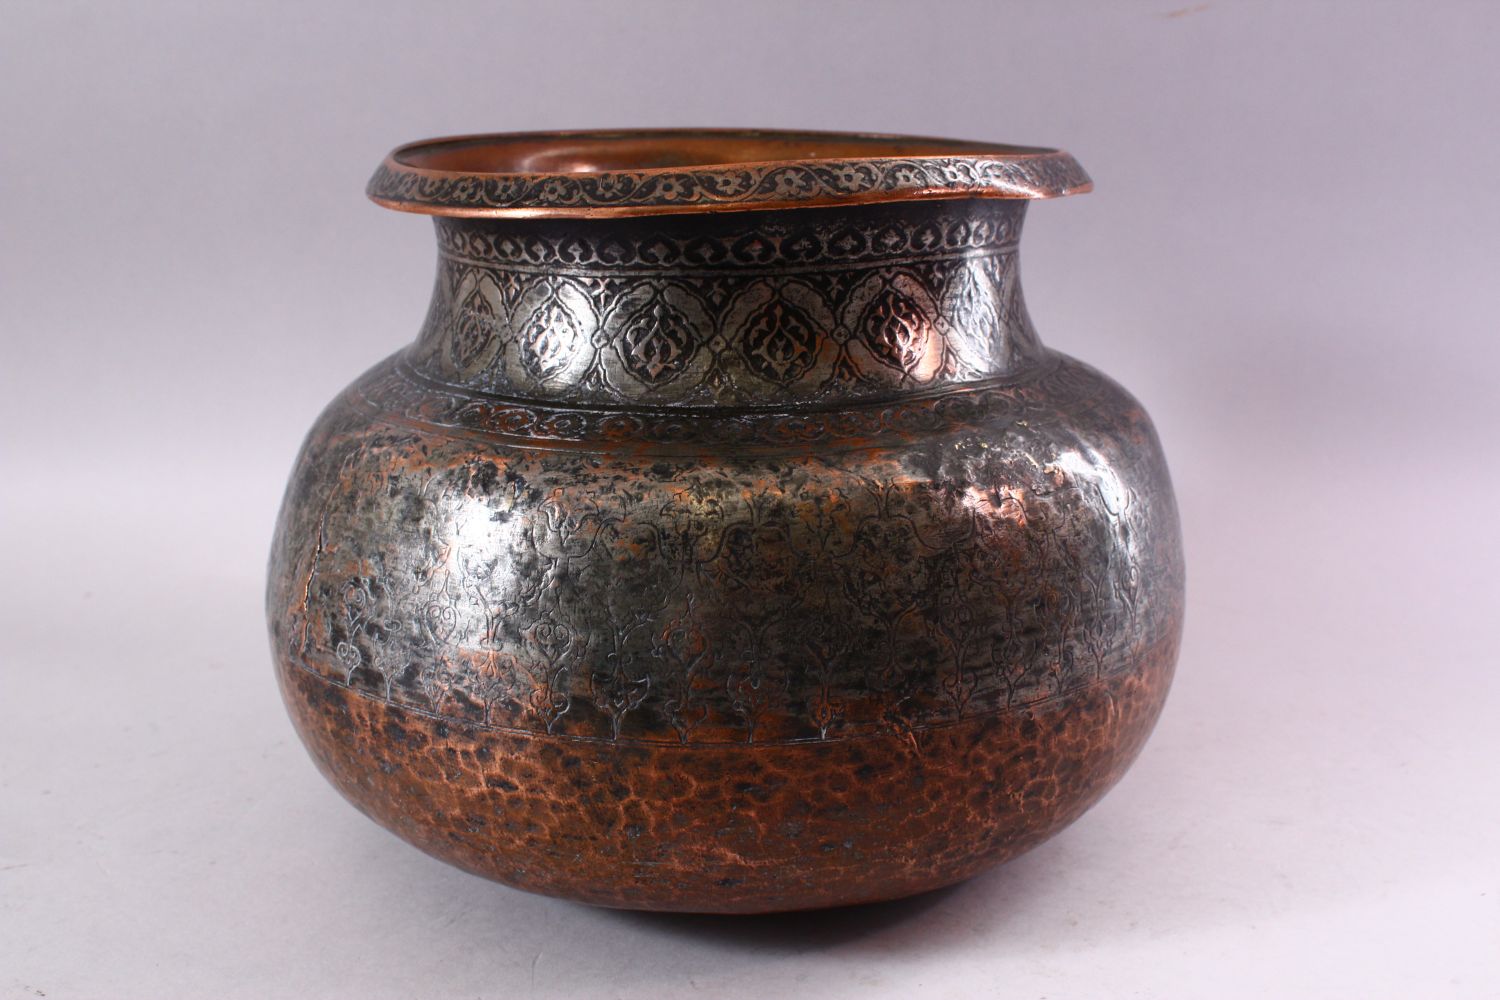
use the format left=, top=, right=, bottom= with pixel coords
left=368, top=144, right=1091, bottom=215
left=412, top=201, right=1031, bottom=406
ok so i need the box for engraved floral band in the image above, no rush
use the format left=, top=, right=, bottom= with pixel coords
left=366, top=128, right=1093, bottom=218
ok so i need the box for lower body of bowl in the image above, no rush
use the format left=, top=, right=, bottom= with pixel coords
left=275, top=633, right=1174, bottom=913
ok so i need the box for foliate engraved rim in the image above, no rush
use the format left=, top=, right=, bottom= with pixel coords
left=367, top=129, right=1092, bottom=219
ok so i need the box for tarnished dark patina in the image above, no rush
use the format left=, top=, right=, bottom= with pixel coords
left=268, top=129, right=1184, bottom=913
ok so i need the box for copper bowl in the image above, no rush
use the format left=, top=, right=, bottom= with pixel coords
left=268, top=129, right=1182, bottom=912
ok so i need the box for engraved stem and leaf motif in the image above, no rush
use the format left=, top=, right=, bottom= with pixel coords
left=741, top=299, right=820, bottom=385
left=617, top=293, right=696, bottom=386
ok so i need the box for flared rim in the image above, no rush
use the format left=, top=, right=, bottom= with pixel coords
left=366, top=128, right=1091, bottom=219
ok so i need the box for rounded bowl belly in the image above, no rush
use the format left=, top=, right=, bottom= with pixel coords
left=267, top=351, right=1183, bottom=913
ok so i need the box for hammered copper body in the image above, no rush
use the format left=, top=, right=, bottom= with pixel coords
left=267, top=129, right=1184, bottom=913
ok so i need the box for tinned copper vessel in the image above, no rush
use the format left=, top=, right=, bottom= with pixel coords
left=267, top=130, right=1184, bottom=913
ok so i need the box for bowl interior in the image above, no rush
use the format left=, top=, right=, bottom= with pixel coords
left=393, top=130, right=1054, bottom=175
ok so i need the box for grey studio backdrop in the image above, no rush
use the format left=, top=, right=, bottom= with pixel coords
left=2, top=2, right=1497, bottom=998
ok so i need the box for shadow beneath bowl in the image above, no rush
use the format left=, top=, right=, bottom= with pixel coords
left=611, top=882, right=964, bottom=951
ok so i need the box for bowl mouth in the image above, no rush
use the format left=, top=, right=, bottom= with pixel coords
left=366, top=128, right=1091, bottom=219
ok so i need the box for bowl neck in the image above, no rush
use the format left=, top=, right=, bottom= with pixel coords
left=401, top=198, right=1047, bottom=409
